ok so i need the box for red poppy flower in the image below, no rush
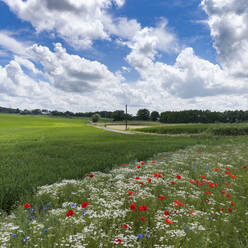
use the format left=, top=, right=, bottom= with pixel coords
left=228, top=208, right=233, bottom=213
left=243, top=165, right=247, bottom=169
left=129, top=204, right=136, bottom=210
left=81, top=202, right=89, bottom=208
left=123, top=224, right=128, bottom=229
left=171, top=181, right=176, bottom=185
left=142, top=205, right=148, bottom=211
left=128, top=191, right=134, bottom=195
left=230, top=201, right=234, bottom=206
left=122, top=164, right=126, bottom=167
left=164, top=210, right=171, bottom=216
left=129, top=197, right=133, bottom=200
left=89, top=174, right=94, bottom=178
left=138, top=205, right=148, bottom=211
left=221, top=190, right=226, bottom=195
left=24, top=203, right=31, bottom=209
left=140, top=161, right=145, bottom=165
left=189, top=179, right=194, bottom=183
left=137, top=165, right=141, bottom=169
left=140, top=217, right=145, bottom=222
left=174, top=200, right=184, bottom=206
left=193, top=157, right=196, bottom=161
left=226, top=168, right=230, bottom=171
left=165, top=218, right=173, bottom=224
left=208, top=183, right=214, bottom=188
left=139, top=182, right=144, bottom=186
left=205, top=191, right=211, bottom=195
left=135, top=177, right=140, bottom=180
left=189, top=210, right=195, bottom=214
left=115, top=238, right=122, bottom=244
left=158, top=196, right=165, bottom=200
left=147, top=178, right=151, bottom=183
left=174, top=210, right=177, bottom=214
left=200, top=175, right=206, bottom=179
left=205, top=198, right=209, bottom=202
left=152, top=160, right=156, bottom=164
left=215, top=168, right=220, bottom=172
left=225, top=171, right=230, bottom=174
left=66, top=209, right=75, bottom=217
left=153, top=172, right=162, bottom=178
left=226, top=194, right=231, bottom=199
left=230, top=174, right=236, bottom=179
left=220, top=208, right=224, bottom=212
left=176, top=175, right=181, bottom=179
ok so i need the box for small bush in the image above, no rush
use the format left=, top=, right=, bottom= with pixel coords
left=92, top=114, right=101, bottom=123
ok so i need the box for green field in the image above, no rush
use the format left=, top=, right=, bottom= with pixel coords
left=1, top=114, right=248, bottom=247
left=0, top=114, right=228, bottom=212
left=134, top=123, right=248, bottom=135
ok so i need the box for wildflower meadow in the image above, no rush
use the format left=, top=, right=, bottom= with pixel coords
left=0, top=141, right=247, bottom=247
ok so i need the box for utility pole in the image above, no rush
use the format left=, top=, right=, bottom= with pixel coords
left=125, top=104, right=128, bottom=130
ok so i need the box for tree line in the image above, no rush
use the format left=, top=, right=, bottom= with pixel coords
left=1, top=106, right=248, bottom=123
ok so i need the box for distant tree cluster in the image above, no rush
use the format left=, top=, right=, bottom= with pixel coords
left=1, top=106, right=248, bottom=123
left=160, top=110, right=248, bottom=123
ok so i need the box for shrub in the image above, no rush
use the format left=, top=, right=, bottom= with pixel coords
left=92, top=114, right=101, bottom=123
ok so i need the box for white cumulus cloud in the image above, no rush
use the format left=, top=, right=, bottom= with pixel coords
left=201, top=0, right=248, bottom=77
left=1, top=0, right=126, bottom=49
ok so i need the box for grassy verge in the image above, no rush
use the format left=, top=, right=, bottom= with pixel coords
left=0, top=137, right=247, bottom=247
left=0, top=114, right=227, bottom=212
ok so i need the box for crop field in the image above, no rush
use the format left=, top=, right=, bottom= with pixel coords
left=0, top=114, right=224, bottom=213
left=134, top=123, right=248, bottom=135
left=0, top=138, right=247, bottom=247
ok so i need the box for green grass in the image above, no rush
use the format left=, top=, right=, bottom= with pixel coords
left=0, top=114, right=229, bottom=212
left=1, top=138, right=248, bottom=247
left=134, top=123, right=248, bottom=135
left=133, top=124, right=211, bottom=134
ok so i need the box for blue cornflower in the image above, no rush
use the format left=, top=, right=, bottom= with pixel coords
left=43, top=207, right=47, bottom=211
left=71, top=203, right=75, bottom=207
left=208, top=217, right=213, bottom=221
left=12, top=233, right=17, bottom=237
left=53, top=217, right=56, bottom=221
left=29, top=208, right=34, bottom=213
left=82, top=210, right=86, bottom=214
left=46, top=202, right=51, bottom=207
left=24, top=237, right=29, bottom=242
left=44, top=228, right=48, bottom=233
left=30, top=215, right=35, bottom=219
left=206, top=167, right=209, bottom=170
left=137, top=233, right=143, bottom=239
left=184, top=226, right=189, bottom=231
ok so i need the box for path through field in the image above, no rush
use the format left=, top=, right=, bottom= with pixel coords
left=93, top=125, right=135, bottom=134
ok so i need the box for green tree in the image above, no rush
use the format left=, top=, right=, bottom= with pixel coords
left=112, top=110, right=125, bottom=121
left=92, top=113, right=101, bottom=123
left=137, top=109, right=150, bottom=120
left=150, top=111, right=159, bottom=121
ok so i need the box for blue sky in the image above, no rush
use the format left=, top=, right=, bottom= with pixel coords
left=0, top=0, right=247, bottom=113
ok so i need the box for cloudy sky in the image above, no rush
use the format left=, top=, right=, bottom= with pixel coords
left=0, top=0, right=247, bottom=114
